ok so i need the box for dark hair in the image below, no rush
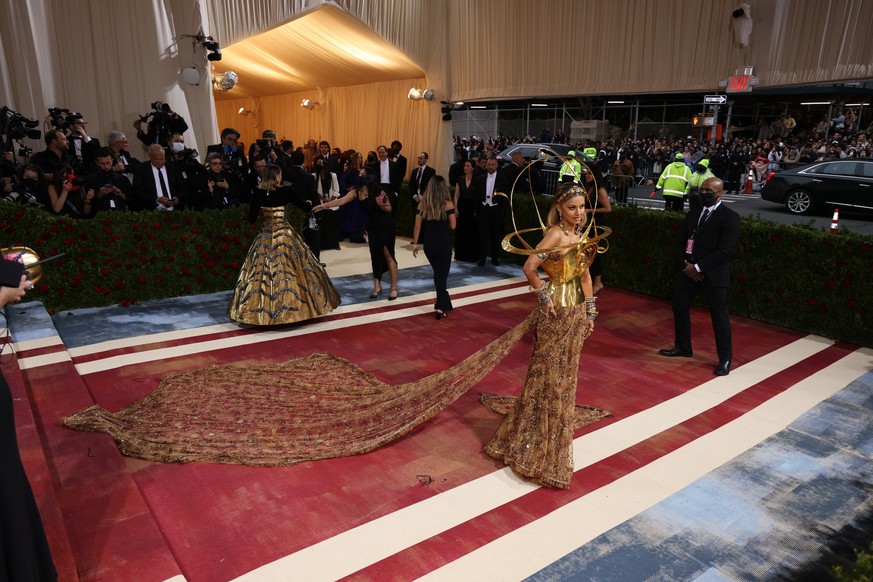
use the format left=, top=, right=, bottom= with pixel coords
left=358, top=171, right=382, bottom=197
left=319, top=140, right=330, bottom=148
left=391, top=140, right=402, bottom=150
left=45, top=129, right=63, bottom=147
left=18, top=164, right=43, bottom=182
left=94, top=147, right=113, bottom=160
left=291, top=149, right=305, bottom=165
left=220, top=127, right=240, bottom=139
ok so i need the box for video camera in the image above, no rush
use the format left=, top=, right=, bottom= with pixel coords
left=48, top=107, right=84, bottom=131
left=0, top=106, right=41, bottom=158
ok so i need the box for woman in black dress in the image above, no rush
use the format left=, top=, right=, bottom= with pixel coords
left=314, top=172, right=398, bottom=300
left=413, top=176, right=457, bottom=319
left=452, top=160, right=478, bottom=262
left=1, top=267, right=57, bottom=581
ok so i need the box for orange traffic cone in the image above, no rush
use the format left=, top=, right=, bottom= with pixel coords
left=744, top=169, right=754, bottom=194
left=830, top=208, right=839, bottom=233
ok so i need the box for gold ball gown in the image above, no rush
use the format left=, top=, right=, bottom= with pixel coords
left=228, top=188, right=340, bottom=325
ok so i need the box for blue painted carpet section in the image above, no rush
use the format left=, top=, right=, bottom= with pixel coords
left=527, top=371, right=873, bottom=582
left=5, top=261, right=518, bottom=349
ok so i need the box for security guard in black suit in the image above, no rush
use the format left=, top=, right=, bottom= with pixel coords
left=659, top=177, right=741, bottom=376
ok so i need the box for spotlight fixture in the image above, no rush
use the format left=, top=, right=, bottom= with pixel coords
left=408, top=88, right=435, bottom=101
left=212, top=71, right=238, bottom=92
left=300, top=99, right=319, bottom=110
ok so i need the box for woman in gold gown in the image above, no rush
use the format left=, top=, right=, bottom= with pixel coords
left=228, top=164, right=340, bottom=325
left=65, top=180, right=610, bottom=487
left=483, top=182, right=602, bottom=489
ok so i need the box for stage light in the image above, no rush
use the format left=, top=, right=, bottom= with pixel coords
left=301, top=99, right=319, bottom=110
left=408, top=88, right=435, bottom=101
left=212, top=71, right=238, bottom=92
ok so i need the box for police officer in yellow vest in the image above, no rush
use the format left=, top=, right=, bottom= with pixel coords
left=559, top=151, right=583, bottom=183
left=687, top=158, right=715, bottom=213
left=583, top=147, right=598, bottom=160
left=656, top=152, right=692, bottom=212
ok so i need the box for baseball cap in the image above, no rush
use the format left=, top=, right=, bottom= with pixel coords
left=567, top=150, right=576, bottom=157
left=675, top=152, right=684, bottom=160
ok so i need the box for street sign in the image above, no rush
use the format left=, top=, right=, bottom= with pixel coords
left=704, top=94, right=728, bottom=105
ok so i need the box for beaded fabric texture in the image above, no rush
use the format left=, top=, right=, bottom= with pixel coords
left=482, top=239, right=609, bottom=489
left=228, top=206, right=340, bottom=325
left=64, top=313, right=542, bottom=466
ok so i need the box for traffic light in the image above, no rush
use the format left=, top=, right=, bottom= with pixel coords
left=692, top=114, right=702, bottom=126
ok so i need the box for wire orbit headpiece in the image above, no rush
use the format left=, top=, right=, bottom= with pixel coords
left=500, top=151, right=611, bottom=257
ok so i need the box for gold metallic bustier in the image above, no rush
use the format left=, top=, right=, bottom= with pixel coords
left=540, top=239, right=599, bottom=308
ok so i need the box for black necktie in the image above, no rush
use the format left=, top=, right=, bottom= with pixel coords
left=158, top=169, right=171, bottom=199
left=699, top=208, right=711, bottom=225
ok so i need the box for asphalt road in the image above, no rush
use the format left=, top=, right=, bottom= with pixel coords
left=624, top=185, right=873, bottom=237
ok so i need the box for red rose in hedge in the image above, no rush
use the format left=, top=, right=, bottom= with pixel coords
left=115, top=280, right=125, bottom=289
left=137, top=275, right=147, bottom=283
left=37, top=283, right=49, bottom=294
left=100, top=267, right=110, bottom=276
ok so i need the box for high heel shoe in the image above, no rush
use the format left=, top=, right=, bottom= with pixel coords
left=388, top=288, right=398, bottom=301
left=369, top=288, right=382, bottom=299
left=435, top=310, right=444, bottom=320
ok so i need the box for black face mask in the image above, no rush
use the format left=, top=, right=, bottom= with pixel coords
left=22, top=177, right=38, bottom=190
left=701, top=192, right=719, bottom=207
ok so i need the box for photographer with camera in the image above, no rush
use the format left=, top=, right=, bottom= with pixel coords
left=46, top=108, right=97, bottom=172
left=203, top=152, right=242, bottom=209
left=2, top=165, right=46, bottom=207
left=0, top=106, right=41, bottom=170
left=47, top=164, right=94, bottom=217
left=206, top=127, right=248, bottom=181
left=28, top=129, right=71, bottom=182
left=248, top=129, right=281, bottom=166
left=105, top=131, right=140, bottom=184
left=134, top=100, right=189, bottom=148
left=83, top=148, right=131, bottom=212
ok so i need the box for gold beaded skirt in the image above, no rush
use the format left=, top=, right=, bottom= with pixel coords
left=483, top=305, right=609, bottom=489
left=63, top=313, right=542, bottom=466
left=229, top=206, right=340, bottom=325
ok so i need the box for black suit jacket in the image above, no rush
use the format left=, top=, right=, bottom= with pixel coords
left=371, top=159, right=402, bottom=194
left=675, top=203, right=741, bottom=288
left=472, top=171, right=511, bottom=211
left=287, top=165, right=319, bottom=213
left=408, top=165, right=436, bottom=198
left=132, top=163, right=188, bottom=211
left=206, top=143, right=248, bottom=176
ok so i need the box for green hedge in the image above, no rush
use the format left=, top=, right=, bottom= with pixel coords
left=3, top=191, right=871, bottom=346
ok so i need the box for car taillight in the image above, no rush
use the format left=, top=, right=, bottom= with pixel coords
left=764, top=171, right=776, bottom=185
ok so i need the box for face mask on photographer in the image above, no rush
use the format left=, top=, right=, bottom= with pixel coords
left=22, top=177, right=38, bottom=190
left=170, top=142, right=185, bottom=153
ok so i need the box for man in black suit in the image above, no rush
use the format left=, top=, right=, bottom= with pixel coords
left=315, top=140, right=341, bottom=175
left=390, top=140, right=407, bottom=184
left=374, top=144, right=402, bottom=203
left=408, top=151, right=435, bottom=204
left=206, top=128, right=247, bottom=181
left=132, top=144, right=187, bottom=211
left=659, top=177, right=741, bottom=376
left=474, top=157, right=511, bottom=266
left=287, top=149, right=322, bottom=260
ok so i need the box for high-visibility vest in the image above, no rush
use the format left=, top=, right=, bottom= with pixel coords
left=559, top=159, right=583, bottom=183
left=657, top=162, right=692, bottom=197
left=688, top=168, right=714, bottom=189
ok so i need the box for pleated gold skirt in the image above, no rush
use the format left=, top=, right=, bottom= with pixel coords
left=228, top=206, right=340, bottom=325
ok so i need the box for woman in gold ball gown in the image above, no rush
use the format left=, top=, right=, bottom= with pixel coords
left=228, top=164, right=340, bottom=325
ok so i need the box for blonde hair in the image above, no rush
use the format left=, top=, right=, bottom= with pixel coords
left=546, top=182, right=587, bottom=227
left=419, top=175, right=450, bottom=221
left=259, top=164, right=282, bottom=191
